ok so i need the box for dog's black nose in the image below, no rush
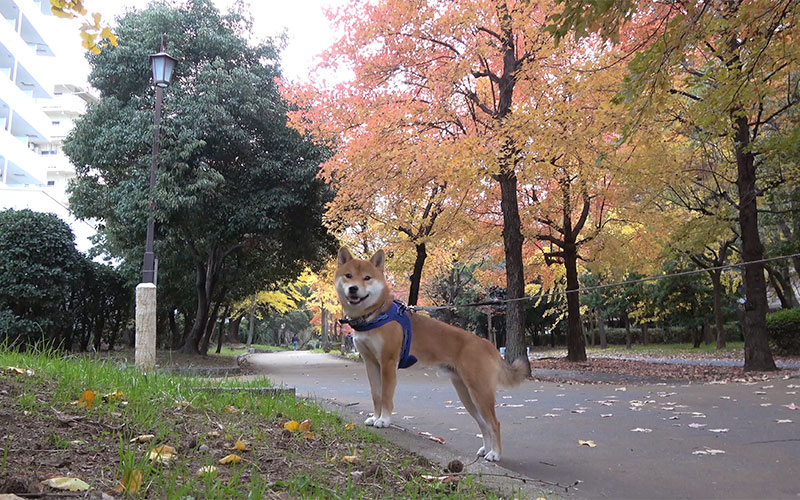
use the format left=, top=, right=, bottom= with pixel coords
left=348, top=285, right=359, bottom=294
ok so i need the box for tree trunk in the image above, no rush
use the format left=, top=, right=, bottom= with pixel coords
left=624, top=312, right=632, bottom=349
left=498, top=169, right=530, bottom=369
left=321, top=306, right=329, bottom=348
left=564, top=244, right=587, bottom=361
left=246, top=295, right=255, bottom=348
left=179, top=262, right=210, bottom=354
left=766, top=264, right=798, bottom=309
left=215, top=305, right=230, bottom=354
left=710, top=270, right=727, bottom=349
left=200, top=299, right=222, bottom=355
left=596, top=308, right=607, bottom=349
left=642, top=323, right=649, bottom=345
left=733, top=114, right=776, bottom=371
left=407, top=242, right=427, bottom=306
left=487, top=309, right=495, bottom=347
left=228, top=315, right=242, bottom=343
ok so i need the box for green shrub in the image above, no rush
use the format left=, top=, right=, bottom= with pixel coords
left=767, top=308, right=800, bottom=355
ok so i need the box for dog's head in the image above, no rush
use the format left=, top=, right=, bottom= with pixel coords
left=334, top=247, right=388, bottom=317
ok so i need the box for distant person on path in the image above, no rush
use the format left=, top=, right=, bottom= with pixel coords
left=292, top=334, right=298, bottom=351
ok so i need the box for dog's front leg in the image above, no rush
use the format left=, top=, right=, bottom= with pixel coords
left=363, top=357, right=382, bottom=426
left=373, top=360, right=397, bottom=428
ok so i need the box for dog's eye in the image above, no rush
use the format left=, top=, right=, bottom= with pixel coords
left=345, top=273, right=352, bottom=279
left=364, top=276, right=371, bottom=281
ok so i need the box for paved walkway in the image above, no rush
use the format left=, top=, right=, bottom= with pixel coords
left=242, top=351, right=800, bottom=499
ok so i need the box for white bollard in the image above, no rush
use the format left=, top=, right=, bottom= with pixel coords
left=135, top=282, right=157, bottom=371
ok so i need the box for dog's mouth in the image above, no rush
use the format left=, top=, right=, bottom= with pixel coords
left=347, top=294, right=370, bottom=305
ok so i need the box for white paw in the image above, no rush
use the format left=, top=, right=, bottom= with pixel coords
left=476, top=446, right=487, bottom=457
left=484, top=450, right=500, bottom=462
left=364, top=415, right=376, bottom=426
left=373, top=416, right=391, bottom=428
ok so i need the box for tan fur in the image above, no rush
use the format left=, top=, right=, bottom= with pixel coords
left=335, top=247, right=530, bottom=462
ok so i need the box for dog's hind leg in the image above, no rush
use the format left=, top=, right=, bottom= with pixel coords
left=450, top=374, right=493, bottom=457
left=465, top=379, right=502, bottom=462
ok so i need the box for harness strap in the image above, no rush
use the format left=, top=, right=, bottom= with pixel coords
left=342, top=301, right=418, bottom=369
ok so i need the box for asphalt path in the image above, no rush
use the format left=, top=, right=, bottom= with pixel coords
left=242, top=351, right=800, bottom=499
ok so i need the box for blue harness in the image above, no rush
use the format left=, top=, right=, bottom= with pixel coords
left=345, top=301, right=418, bottom=369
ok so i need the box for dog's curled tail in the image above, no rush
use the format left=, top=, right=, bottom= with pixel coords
left=497, top=357, right=531, bottom=387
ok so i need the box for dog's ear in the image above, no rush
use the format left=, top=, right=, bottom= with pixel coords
left=337, top=247, right=353, bottom=266
left=370, top=249, right=385, bottom=270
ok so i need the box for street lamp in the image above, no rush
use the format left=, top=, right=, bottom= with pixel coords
left=142, top=35, right=177, bottom=284
left=136, top=34, right=177, bottom=371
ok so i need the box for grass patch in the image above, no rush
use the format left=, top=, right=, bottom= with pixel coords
left=0, top=346, right=500, bottom=499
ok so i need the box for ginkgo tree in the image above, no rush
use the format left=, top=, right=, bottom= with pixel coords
left=49, top=0, right=117, bottom=54
left=552, top=0, right=800, bottom=370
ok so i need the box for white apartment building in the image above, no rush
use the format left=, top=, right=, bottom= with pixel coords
left=0, top=0, right=96, bottom=253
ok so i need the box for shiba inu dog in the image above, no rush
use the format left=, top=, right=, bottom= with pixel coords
left=335, top=247, right=530, bottom=462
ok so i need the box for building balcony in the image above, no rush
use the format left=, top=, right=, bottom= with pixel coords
left=0, top=125, right=46, bottom=184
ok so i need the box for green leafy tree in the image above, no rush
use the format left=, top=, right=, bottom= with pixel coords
left=64, top=0, right=335, bottom=355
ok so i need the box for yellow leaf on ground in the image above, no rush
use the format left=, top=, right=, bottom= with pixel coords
left=121, top=469, right=142, bottom=493
left=341, top=455, right=359, bottom=463
left=196, top=465, right=218, bottom=477
left=224, top=405, right=238, bottom=414
left=299, top=419, right=311, bottom=432
left=77, top=390, right=95, bottom=409
left=578, top=440, right=597, bottom=448
left=219, top=454, right=242, bottom=465
left=41, top=477, right=91, bottom=491
left=130, top=434, right=155, bottom=444
left=304, top=432, right=315, bottom=440
left=149, top=445, right=176, bottom=464
left=283, top=420, right=299, bottom=432
left=103, top=390, right=125, bottom=402
left=232, top=438, right=248, bottom=451
left=345, top=423, right=355, bottom=430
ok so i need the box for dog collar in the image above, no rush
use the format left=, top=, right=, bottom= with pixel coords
left=340, top=301, right=418, bottom=369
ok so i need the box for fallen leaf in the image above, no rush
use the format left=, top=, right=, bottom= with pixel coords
left=284, top=420, right=299, bottom=432
left=117, top=469, right=142, bottom=493
left=304, top=432, right=315, bottom=440
left=207, top=431, right=221, bottom=438
left=693, top=448, right=725, bottom=456
left=149, top=445, right=176, bottom=464
left=224, top=405, right=238, bottom=414
left=341, top=455, right=359, bottom=463
left=41, top=477, right=91, bottom=491
left=130, top=434, right=155, bottom=444
left=344, top=423, right=355, bottom=430
left=232, top=438, right=248, bottom=452
left=299, top=419, right=311, bottom=432
left=578, top=440, right=597, bottom=447
left=103, top=391, right=125, bottom=402
left=196, top=465, right=218, bottom=477
left=77, top=390, right=96, bottom=410
left=219, top=454, right=242, bottom=465
left=5, top=366, right=33, bottom=376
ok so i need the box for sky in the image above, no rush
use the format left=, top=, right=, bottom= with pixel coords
left=54, top=0, right=343, bottom=85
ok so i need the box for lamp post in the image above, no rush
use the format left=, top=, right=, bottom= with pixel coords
left=136, top=35, right=177, bottom=371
